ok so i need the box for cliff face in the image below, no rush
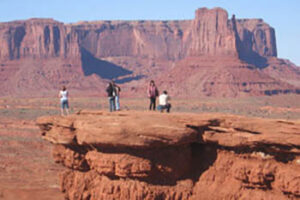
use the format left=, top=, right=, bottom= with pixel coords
left=75, top=20, right=189, bottom=60
left=37, top=110, right=300, bottom=200
left=0, top=8, right=276, bottom=62
left=0, top=7, right=298, bottom=97
left=0, top=19, right=80, bottom=60
left=235, top=18, right=277, bottom=57
left=187, top=8, right=237, bottom=57
left=231, top=16, right=277, bottom=67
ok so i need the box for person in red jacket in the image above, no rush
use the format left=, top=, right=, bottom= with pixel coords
left=147, top=80, right=159, bottom=111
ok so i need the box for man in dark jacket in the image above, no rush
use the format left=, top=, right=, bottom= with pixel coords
left=106, top=81, right=116, bottom=112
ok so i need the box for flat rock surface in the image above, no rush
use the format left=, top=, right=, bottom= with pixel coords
left=37, top=110, right=208, bottom=148
left=37, top=110, right=300, bottom=151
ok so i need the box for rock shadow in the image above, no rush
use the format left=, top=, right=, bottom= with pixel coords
left=114, top=75, right=145, bottom=84
left=232, top=16, right=268, bottom=69
left=188, top=143, right=218, bottom=182
left=264, top=89, right=298, bottom=96
left=80, top=48, right=133, bottom=80
left=11, top=26, right=26, bottom=59
left=234, top=127, right=261, bottom=135
left=238, top=48, right=268, bottom=69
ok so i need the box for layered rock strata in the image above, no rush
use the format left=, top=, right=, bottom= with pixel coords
left=37, top=110, right=300, bottom=200
left=0, top=8, right=276, bottom=61
left=1, top=8, right=299, bottom=97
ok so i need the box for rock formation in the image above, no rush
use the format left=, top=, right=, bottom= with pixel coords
left=187, top=8, right=237, bottom=57
left=0, top=8, right=276, bottom=61
left=37, top=110, right=300, bottom=200
left=0, top=19, right=80, bottom=60
left=0, top=7, right=299, bottom=97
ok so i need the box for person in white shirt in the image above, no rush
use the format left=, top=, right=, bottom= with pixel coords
left=158, top=91, right=171, bottom=113
left=59, top=86, right=69, bottom=116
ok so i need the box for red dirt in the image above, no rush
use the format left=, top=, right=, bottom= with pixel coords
left=0, top=117, right=64, bottom=200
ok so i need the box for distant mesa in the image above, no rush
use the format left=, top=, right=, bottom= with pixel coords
left=0, top=7, right=299, bottom=97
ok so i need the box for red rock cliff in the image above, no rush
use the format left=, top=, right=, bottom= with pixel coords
left=37, top=111, right=300, bottom=200
left=0, top=8, right=298, bottom=97
left=0, top=8, right=277, bottom=61
left=187, top=8, right=237, bottom=57
left=0, top=19, right=80, bottom=60
left=235, top=18, right=277, bottom=57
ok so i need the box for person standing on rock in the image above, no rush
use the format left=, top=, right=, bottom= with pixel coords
left=59, top=86, right=69, bottom=116
left=147, top=80, right=159, bottom=111
left=106, top=81, right=116, bottom=112
left=113, top=81, right=121, bottom=111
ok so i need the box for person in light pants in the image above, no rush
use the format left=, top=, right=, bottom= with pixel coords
left=113, top=82, right=121, bottom=111
left=59, top=86, right=69, bottom=116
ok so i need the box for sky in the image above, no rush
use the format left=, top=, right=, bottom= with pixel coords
left=0, top=0, right=299, bottom=65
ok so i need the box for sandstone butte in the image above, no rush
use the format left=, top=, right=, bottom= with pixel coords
left=37, top=110, right=300, bottom=200
left=0, top=7, right=299, bottom=97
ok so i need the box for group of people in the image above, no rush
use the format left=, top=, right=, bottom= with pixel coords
left=105, top=79, right=171, bottom=113
left=59, top=80, right=171, bottom=116
left=147, top=80, right=171, bottom=113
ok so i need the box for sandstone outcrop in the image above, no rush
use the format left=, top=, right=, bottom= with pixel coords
left=37, top=110, right=300, bottom=200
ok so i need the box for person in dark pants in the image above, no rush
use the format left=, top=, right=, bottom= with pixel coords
left=106, top=81, right=116, bottom=112
left=147, top=80, right=159, bottom=110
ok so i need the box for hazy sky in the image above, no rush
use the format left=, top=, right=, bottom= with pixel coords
left=0, top=0, right=299, bottom=65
